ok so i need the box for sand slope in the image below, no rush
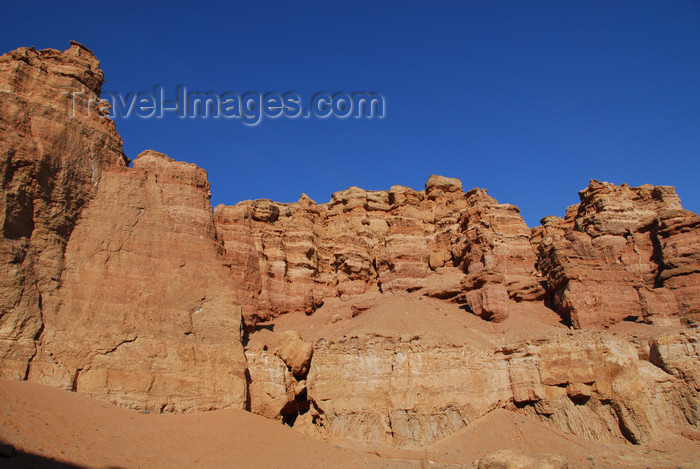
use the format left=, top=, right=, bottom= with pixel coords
left=429, top=408, right=700, bottom=468
left=2, top=378, right=699, bottom=468
left=0, top=379, right=414, bottom=468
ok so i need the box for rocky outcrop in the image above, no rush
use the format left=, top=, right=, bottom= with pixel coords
left=217, top=174, right=700, bottom=331
left=245, top=348, right=290, bottom=420
left=215, top=180, right=470, bottom=325
left=246, top=330, right=313, bottom=424
left=0, top=43, right=128, bottom=380
left=277, top=330, right=313, bottom=378
left=25, top=150, right=248, bottom=411
left=1, top=42, right=700, bottom=461
left=215, top=177, right=552, bottom=326
left=534, top=180, right=700, bottom=328
left=656, top=214, right=700, bottom=319
left=451, top=188, right=545, bottom=321
left=297, top=331, right=673, bottom=447
left=0, top=44, right=248, bottom=412
left=644, top=330, right=700, bottom=429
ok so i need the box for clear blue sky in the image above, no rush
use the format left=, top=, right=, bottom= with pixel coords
left=3, top=1, right=699, bottom=226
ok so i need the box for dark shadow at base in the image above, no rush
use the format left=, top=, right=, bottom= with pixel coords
left=0, top=441, right=93, bottom=469
left=0, top=440, right=130, bottom=469
left=1, top=451, right=85, bottom=469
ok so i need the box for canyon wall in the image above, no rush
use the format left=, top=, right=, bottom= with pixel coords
left=0, top=45, right=247, bottom=411
left=0, top=42, right=128, bottom=379
left=1, top=44, right=699, bottom=450
left=217, top=178, right=699, bottom=329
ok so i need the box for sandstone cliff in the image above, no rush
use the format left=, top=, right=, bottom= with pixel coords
left=0, top=43, right=128, bottom=379
left=1, top=43, right=699, bottom=459
left=534, top=180, right=700, bottom=329
left=0, top=45, right=247, bottom=411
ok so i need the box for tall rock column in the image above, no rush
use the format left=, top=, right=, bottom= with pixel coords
left=451, top=187, right=544, bottom=322
left=0, top=43, right=128, bottom=379
left=28, top=151, right=248, bottom=412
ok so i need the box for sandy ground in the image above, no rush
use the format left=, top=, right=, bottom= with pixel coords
left=0, top=379, right=414, bottom=468
left=247, top=286, right=570, bottom=351
left=2, top=378, right=699, bottom=468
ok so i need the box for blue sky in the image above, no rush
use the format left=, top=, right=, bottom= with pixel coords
left=3, top=1, right=699, bottom=226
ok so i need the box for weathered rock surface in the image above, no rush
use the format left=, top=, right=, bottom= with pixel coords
left=298, top=331, right=670, bottom=447
left=1, top=43, right=700, bottom=462
left=215, top=179, right=471, bottom=324
left=644, top=330, right=700, bottom=429
left=221, top=177, right=700, bottom=331
left=0, top=44, right=248, bottom=412
left=534, top=180, right=700, bottom=328
left=26, top=150, right=248, bottom=411
left=0, top=43, right=128, bottom=380
left=245, top=348, right=290, bottom=420
left=277, top=330, right=313, bottom=378
left=452, top=189, right=545, bottom=322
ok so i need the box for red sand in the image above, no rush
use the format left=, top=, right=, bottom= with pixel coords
left=2, top=378, right=699, bottom=468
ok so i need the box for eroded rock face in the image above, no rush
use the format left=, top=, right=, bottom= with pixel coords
left=2, top=42, right=700, bottom=459
left=26, top=150, right=248, bottom=411
left=0, top=45, right=248, bottom=412
left=215, top=177, right=553, bottom=327
left=456, top=190, right=544, bottom=297
left=277, top=330, right=313, bottom=378
left=299, top=331, right=668, bottom=447
left=215, top=179, right=472, bottom=324
left=534, top=180, right=700, bottom=328
left=645, top=330, right=700, bottom=429
left=245, top=349, right=290, bottom=420
left=0, top=43, right=128, bottom=380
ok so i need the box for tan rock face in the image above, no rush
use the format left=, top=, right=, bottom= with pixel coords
left=215, top=178, right=553, bottom=326
left=2, top=43, right=700, bottom=460
left=26, top=150, right=247, bottom=411
left=299, top=331, right=667, bottom=447
left=276, top=330, right=313, bottom=378
left=245, top=348, right=290, bottom=420
left=455, top=188, right=545, bottom=305
left=245, top=331, right=314, bottom=425
left=215, top=177, right=473, bottom=325
left=534, top=180, right=700, bottom=328
left=645, top=330, right=700, bottom=428
left=0, top=45, right=247, bottom=412
left=0, top=44, right=128, bottom=380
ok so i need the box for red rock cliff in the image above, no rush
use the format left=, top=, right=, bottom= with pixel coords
left=1, top=44, right=699, bottom=453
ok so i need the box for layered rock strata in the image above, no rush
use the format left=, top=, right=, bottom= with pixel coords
left=1, top=43, right=699, bottom=456
left=215, top=176, right=471, bottom=324
left=0, top=45, right=247, bottom=411
left=534, top=181, right=700, bottom=328
left=250, top=327, right=698, bottom=448
left=28, top=150, right=248, bottom=411
left=0, top=43, right=128, bottom=379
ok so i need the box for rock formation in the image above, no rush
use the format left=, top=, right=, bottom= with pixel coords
left=0, top=43, right=128, bottom=379
left=1, top=43, right=699, bottom=461
left=214, top=178, right=469, bottom=325
left=0, top=45, right=247, bottom=412
left=534, top=180, right=700, bottom=328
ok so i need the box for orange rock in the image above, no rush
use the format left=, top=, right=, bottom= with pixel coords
left=0, top=44, right=127, bottom=380
left=2, top=43, right=700, bottom=461
left=27, top=150, right=248, bottom=411
left=534, top=180, right=700, bottom=328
